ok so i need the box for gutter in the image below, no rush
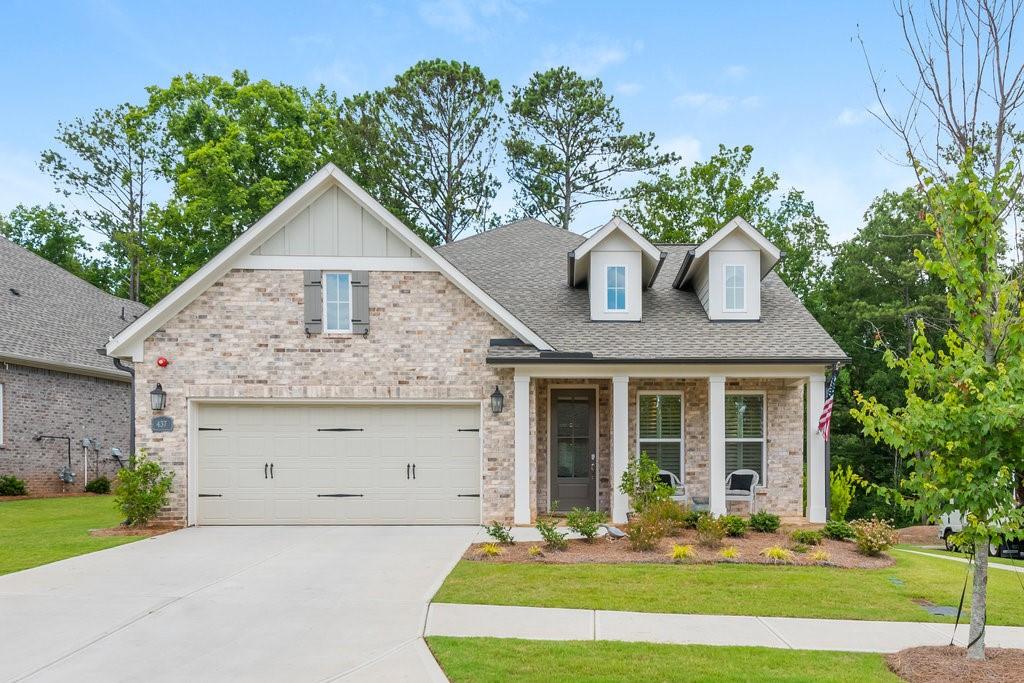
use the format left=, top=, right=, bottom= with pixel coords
left=0, top=352, right=131, bottom=383
left=672, top=250, right=696, bottom=289
left=487, top=355, right=851, bottom=366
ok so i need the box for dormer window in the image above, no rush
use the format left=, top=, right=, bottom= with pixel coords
left=724, top=264, right=745, bottom=312
left=606, top=266, right=627, bottom=311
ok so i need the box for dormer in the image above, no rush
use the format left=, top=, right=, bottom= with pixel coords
left=672, top=217, right=781, bottom=321
left=568, top=217, right=665, bottom=322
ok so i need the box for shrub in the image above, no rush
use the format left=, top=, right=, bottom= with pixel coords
left=680, top=508, right=704, bottom=529
left=829, top=465, right=864, bottom=521
left=749, top=511, right=781, bottom=533
left=669, top=544, right=694, bottom=562
left=851, top=517, right=898, bottom=556
left=114, top=450, right=174, bottom=526
left=85, top=476, right=111, bottom=494
left=643, top=500, right=689, bottom=534
left=721, top=514, right=748, bottom=537
left=566, top=507, right=606, bottom=541
left=720, top=546, right=739, bottom=560
left=528, top=545, right=543, bottom=557
left=790, top=529, right=822, bottom=546
left=696, top=515, right=727, bottom=548
left=625, top=512, right=667, bottom=551
left=759, top=545, right=794, bottom=563
left=536, top=517, right=568, bottom=550
left=480, top=543, right=504, bottom=557
left=483, top=520, right=515, bottom=545
left=791, top=543, right=809, bottom=554
left=0, top=475, right=27, bottom=496
left=810, top=550, right=831, bottom=563
left=823, top=519, right=855, bottom=541
left=618, top=451, right=673, bottom=513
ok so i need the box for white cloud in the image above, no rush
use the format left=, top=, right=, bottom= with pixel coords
left=723, top=64, right=749, bottom=80
left=834, top=104, right=882, bottom=127
left=418, top=0, right=526, bottom=40
left=674, top=92, right=761, bottom=113
left=662, top=135, right=702, bottom=163
left=615, top=82, right=643, bottom=96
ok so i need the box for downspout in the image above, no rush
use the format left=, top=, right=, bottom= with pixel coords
left=111, top=357, right=136, bottom=457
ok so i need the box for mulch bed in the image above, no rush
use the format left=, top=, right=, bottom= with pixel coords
left=0, top=493, right=98, bottom=502
left=887, top=646, right=1024, bottom=682
left=89, top=525, right=177, bottom=538
left=467, top=528, right=893, bottom=569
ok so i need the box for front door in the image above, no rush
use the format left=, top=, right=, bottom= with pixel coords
left=550, top=389, right=596, bottom=510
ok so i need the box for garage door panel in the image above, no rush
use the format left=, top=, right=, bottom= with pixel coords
left=197, top=403, right=480, bottom=525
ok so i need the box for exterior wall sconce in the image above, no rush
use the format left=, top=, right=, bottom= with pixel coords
left=150, top=383, right=167, bottom=412
left=490, top=385, right=504, bottom=414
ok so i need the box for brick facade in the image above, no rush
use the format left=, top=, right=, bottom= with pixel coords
left=135, top=269, right=515, bottom=524
left=0, top=362, right=132, bottom=494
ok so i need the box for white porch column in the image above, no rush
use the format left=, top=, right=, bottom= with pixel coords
left=708, top=375, right=727, bottom=516
left=806, top=373, right=827, bottom=523
left=513, top=374, right=531, bottom=525
left=611, top=375, right=630, bottom=524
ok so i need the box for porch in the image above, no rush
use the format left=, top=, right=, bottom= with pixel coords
left=509, top=365, right=829, bottom=525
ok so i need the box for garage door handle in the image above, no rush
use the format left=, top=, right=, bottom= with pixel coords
left=265, top=463, right=268, bottom=479
left=457, top=428, right=479, bottom=432
left=317, top=427, right=365, bottom=432
left=407, top=463, right=410, bottom=480
left=198, top=493, right=222, bottom=498
left=270, top=463, right=274, bottom=479
left=457, top=494, right=480, bottom=498
left=317, top=493, right=364, bottom=498
left=412, top=463, right=416, bottom=479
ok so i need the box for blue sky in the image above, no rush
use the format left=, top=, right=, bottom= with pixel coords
left=0, top=0, right=917, bottom=241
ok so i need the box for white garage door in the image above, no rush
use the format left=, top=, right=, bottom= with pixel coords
left=196, top=403, right=481, bottom=525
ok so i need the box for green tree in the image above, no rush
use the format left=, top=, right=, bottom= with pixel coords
left=147, top=70, right=349, bottom=281
left=851, top=152, right=1024, bottom=660
left=40, top=103, right=160, bottom=302
left=621, top=144, right=830, bottom=300
left=506, top=66, right=674, bottom=230
left=814, top=189, right=947, bottom=519
left=345, top=59, right=502, bottom=244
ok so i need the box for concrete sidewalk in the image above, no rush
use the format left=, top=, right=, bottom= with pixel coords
left=897, top=547, right=1024, bottom=573
left=426, top=603, right=1024, bottom=653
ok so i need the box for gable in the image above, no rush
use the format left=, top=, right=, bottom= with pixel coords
left=253, top=185, right=416, bottom=258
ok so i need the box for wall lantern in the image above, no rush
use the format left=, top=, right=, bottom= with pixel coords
left=490, top=385, right=505, bottom=414
left=150, top=383, right=167, bottom=412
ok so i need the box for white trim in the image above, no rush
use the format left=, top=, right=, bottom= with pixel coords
left=611, top=376, right=629, bottom=524
left=807, top=374, right=827, bottom=523
left=723, top=264, right=746, bottom=313
left=546, top=384, right=601, bottom=513
left=708, top=376, right=727, bottom=515
left=572, top=217, right=662, bottom=263
left=514, top=375, right=532, bottom=524
left=236, top=255, right=439, bottom=271
left=636, top=390, right=685, bottom=482
left=604, top=264, right=627, bottom=312
left=0, top=353, right=132, bottom=383
left=323, top=272, right=353, bottom=334
left=0, top=383, right=5, bottom=448
left=724, top=389, right=767, bottom=485
left=694, top=217, right=781, bottom=261
left=187, top=397, right=485, bottom=527
left=107, top=164, right=552, bottom=359
left=505, top=363, right=836, bottom=379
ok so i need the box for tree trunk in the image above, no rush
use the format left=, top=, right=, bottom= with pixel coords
left=968, top=537, right=988, bottom=660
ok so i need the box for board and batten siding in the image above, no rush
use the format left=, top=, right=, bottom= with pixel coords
left=255, top=185, right=417, bottom=258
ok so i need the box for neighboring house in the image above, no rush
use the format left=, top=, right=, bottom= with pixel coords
left=105, top=165, right=847, bottom=527
left=0, top=236, right=146, bottom=494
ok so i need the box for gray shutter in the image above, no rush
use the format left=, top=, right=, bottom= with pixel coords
left=351, top=271, right=369, bottom=335
left=303, top=270, right=322, bottom=334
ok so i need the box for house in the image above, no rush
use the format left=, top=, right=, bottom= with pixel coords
left=0, top=236, right=146, bottom=493
left=104, top=164, right=847, bottom=526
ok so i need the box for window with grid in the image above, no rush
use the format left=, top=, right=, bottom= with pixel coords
left=724, top=264, right=745, bottom=311
left=638, top=393, right=682, bottom=478
left=725, top=393, right=765, bottom=482
left=323, top=272, right=352, bottom=333
left=606, top=265, right=626, bottom=311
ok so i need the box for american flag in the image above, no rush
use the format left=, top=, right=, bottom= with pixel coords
left=818, top=367, right=838, bottom=442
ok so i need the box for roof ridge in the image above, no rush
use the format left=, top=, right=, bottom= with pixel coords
left=438, top=217, right=578, bottom=250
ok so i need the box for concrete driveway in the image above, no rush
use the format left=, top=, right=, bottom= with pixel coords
left=0, top=526, right=479, bottom=682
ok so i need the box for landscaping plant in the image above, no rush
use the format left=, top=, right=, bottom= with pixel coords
left=810, top=550, right=831, bottom=563
left=84, top=476, right=111, bottom=495
left=823, top=519, right=855, bottom=541
left=625, top=512, right=666, bottom=551
left=720, top=514, right=747, bottom=537
left=114, top=450, right=173, bottom=526
left=618, top=451, right=672, bottom=514
left=536, top=517, right=569, bottom=551
left=850, top=518, right=898, bottom=557
left=480, top=542, right=504, bottom=557
left=759, top=545, right=794, bottom=563
left=789, top=529, right=822, bottom=546
left=669, top=544, right=694, bottom=562
left=748, top=511, right=780, bottom=533
left=720, top=546, right=739, bottom=560
left=829, top=465, right=863, bottom=521
left=0, top=475, right=27, bottom=496
left=566, top=507, right=606, bottom=541
left=483, top=520, right=515, bottom=545
left=642, top=500, right=689, bottom=534
left=791, top=543, right=809, bottom=554
left=696, top=515, right=726, bottom=548
left=527, top=545, right=543, bottom=558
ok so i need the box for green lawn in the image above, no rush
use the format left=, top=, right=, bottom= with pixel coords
left=427, top=637, right=898, bottom=682
left=0, top=496, right=145, bottom=575
left=433, top=552, right=1024, bottom=625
